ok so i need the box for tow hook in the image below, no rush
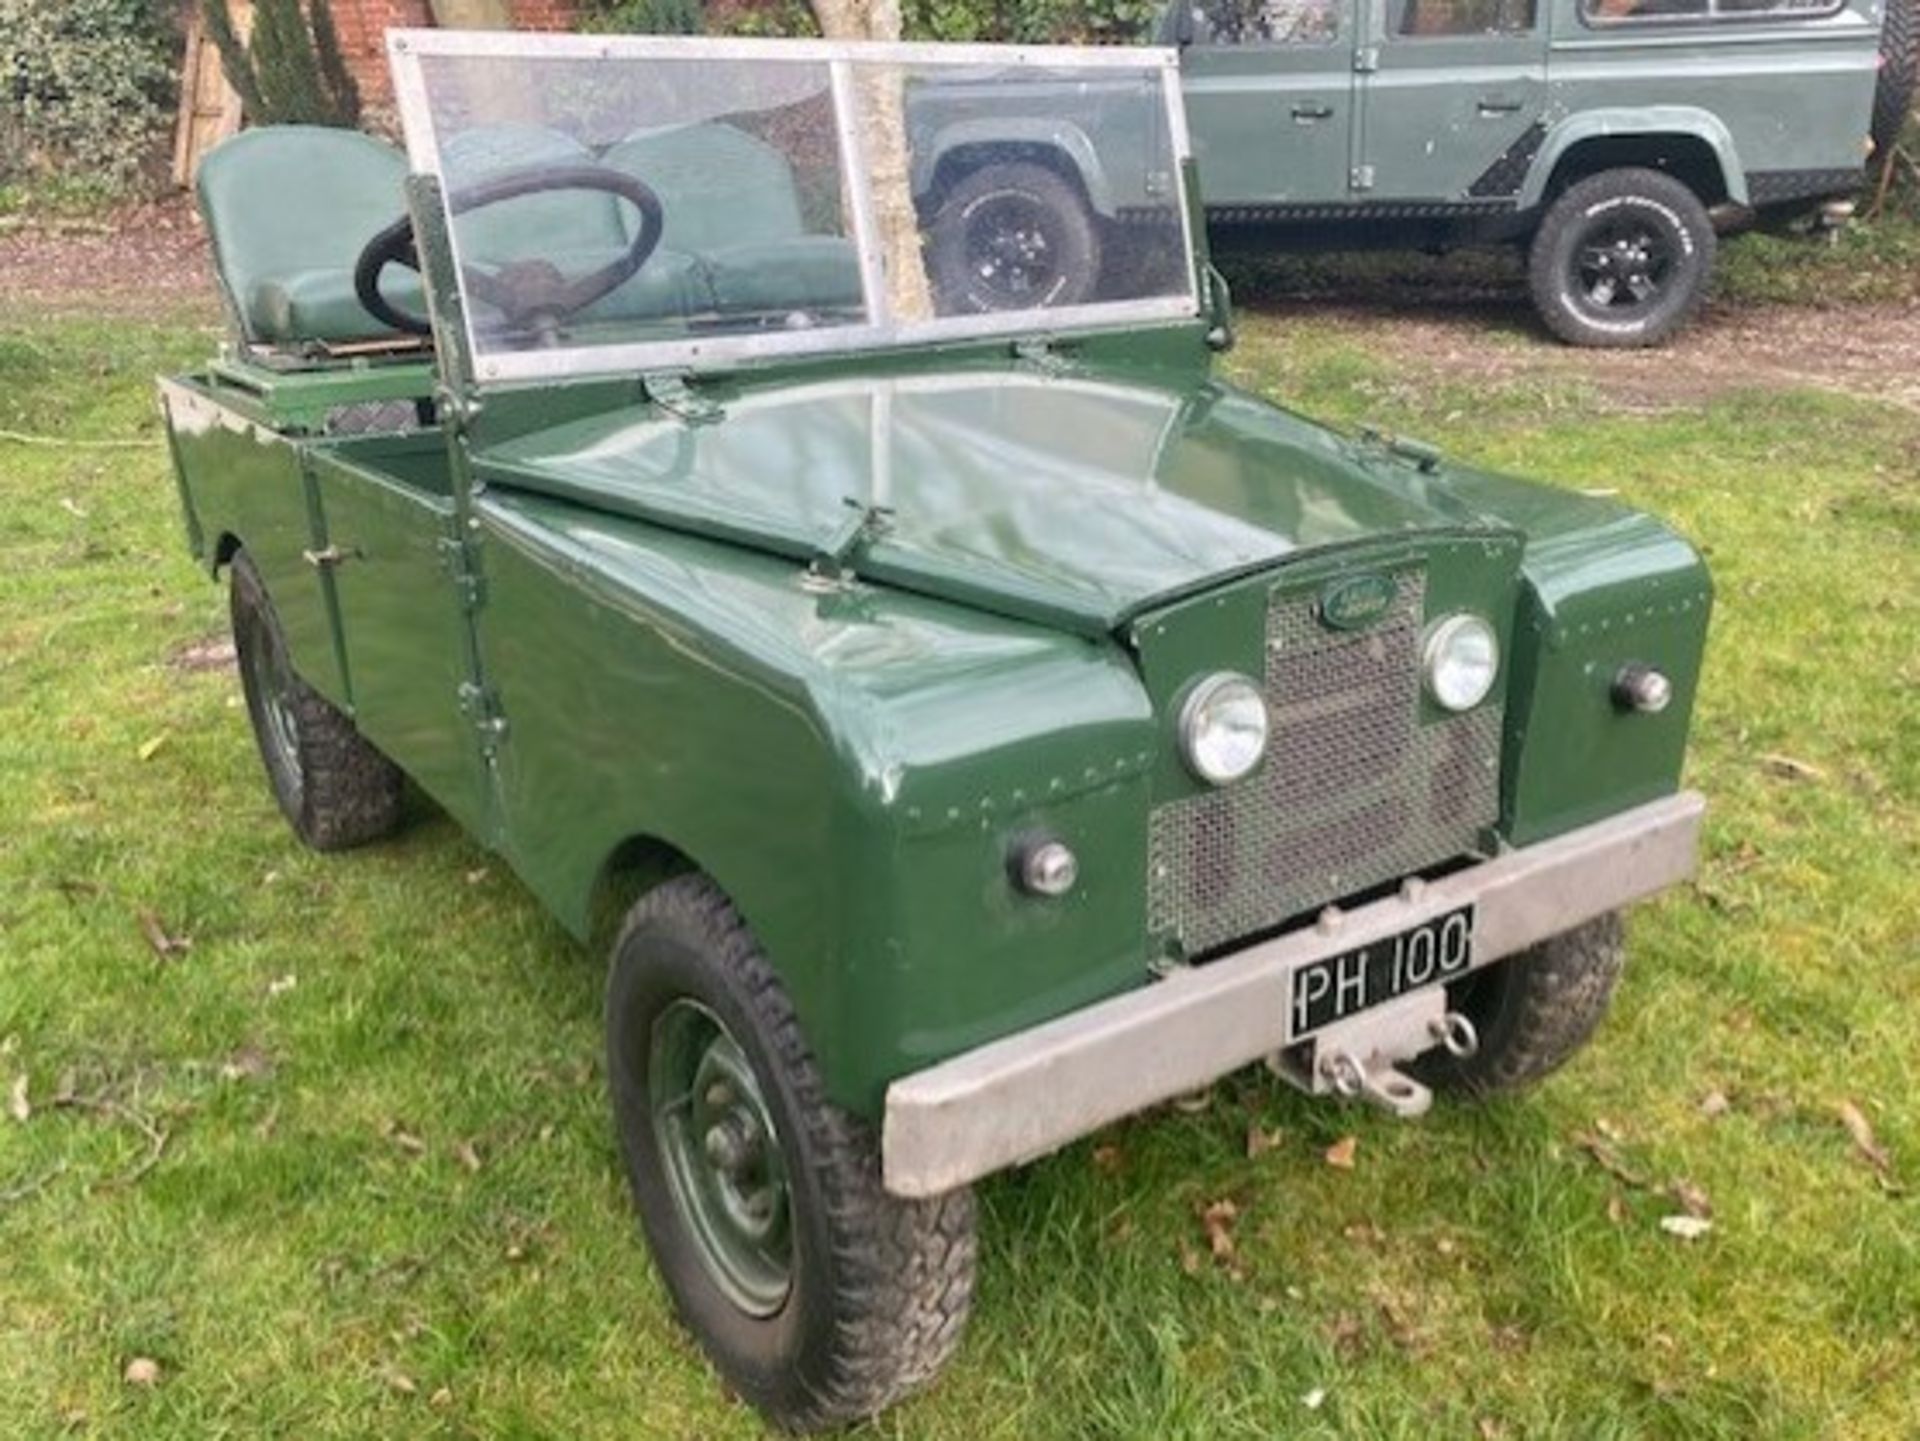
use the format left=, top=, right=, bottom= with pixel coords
left=1302, top=1010, right=1480, bottom=1119
left=1430, top=1011, right=1480, bottom=1060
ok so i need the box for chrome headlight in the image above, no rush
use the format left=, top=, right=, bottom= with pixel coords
left=1423, top=615, right=1499, bottom=712
left=1178, top=672, right=1269, bottom=786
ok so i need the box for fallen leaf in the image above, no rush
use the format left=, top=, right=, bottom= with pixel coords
left=385, top=1123, right=426, bottom=1157
left=1327, top=1311, right=1366, bottom=1355
left=1172, top=1087, right=1213, bottom=1115
left=1667, top=1179, right=1713, bottom=1219
left=1301, top=1387, right=1327, bottom=1411
left=1477, top=1419, right=1509, bottom=1441
left=7, top=1075, right=29, bottom=1123
left=123, top=1356, right=161, bottom=1387
left=52, top=1069, right=76, bottom=1106
left=1759, top=753, right=1824, bottom=783
left=267, top=973, right=297, bottom=997
left=465, top=867, right=489, bottom=886
left=1698, top=1090, right=1731, bottom=1119
left=136, top=733, right=170, bottom=762
left=1838, top=1101, right=1892, bottom=1176
left=1324, top=1135, right=1358, bottom=1170
left=135, top=910, right=189, bottom=960
left=1343, top=1221, right=1385, bottom=1246
left=1245, top=1124, right=1284, bottom=1159
left=1659, top=1215, right=1713, bottom=1241
left=505, top=1242, right=527, bottom=1263
left=1090, top=1143, right=1122, bottom=1174
left=1178, top=1241, right=1203, bottom=1275
left=429, top=1386, right=453, bottom=1408
left=1199, top=1198, right=1239, bottom=1261
left=1574, top=1132, right=1649, bottom=1189
left=382, top=1368, right=417, bottom=1396
left=453, top=1139, right=483, bottom=1173
left=218, top=1045, right=274, bottom=1084
left=59, top=496, right=88, bottom=518
left=1606, top=1194, right=1629, bottom=1226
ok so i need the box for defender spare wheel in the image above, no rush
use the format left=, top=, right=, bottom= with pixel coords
left=1529, top=168, right=1718, bottom=349
left=927, top=160, right=1101, bottom=315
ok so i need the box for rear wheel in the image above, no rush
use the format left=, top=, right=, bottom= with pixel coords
left=606, top=875, right=976, bottom=1432
left=1529, top=169, right=1716, bottom=348
left=229, top=550, right=403, bottom=851
left=927, top=161, right=1100, bottom=315
left=1413, top=913, right=1627, bottom=1097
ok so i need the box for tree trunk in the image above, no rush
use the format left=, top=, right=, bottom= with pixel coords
left=812, top=0, right=936, bottom=321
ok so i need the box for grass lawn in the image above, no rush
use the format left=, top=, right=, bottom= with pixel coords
left=1, top=294, right=1914, bottom=1440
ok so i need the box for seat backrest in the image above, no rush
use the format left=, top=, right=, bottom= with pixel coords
left=441, top=123, right=631, bottom=264
left=604, top=123, right=810, bottom=253
left=197, top=126, right=409, bottom=344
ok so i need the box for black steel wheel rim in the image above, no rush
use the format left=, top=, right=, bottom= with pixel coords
left=964, top=192, right=1067, bottom=308
left=1570, top=215, right=1677, bottom=321
left=648, top=998, right=793, bottom=1317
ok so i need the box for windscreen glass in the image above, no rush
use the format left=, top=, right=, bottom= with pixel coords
left=390, top=36, right=1196, bottom=381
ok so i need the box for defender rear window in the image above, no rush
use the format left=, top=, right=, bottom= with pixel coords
left=1193, top=0, right=1340, bottom=44
left=1397, top=0, right=1538, bottom=35
left=1579, top=0, right=1842, bottom=23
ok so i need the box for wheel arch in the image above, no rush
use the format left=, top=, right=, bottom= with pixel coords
left=916, top=124, right=1113, bottom=216
left=585, top=831, right=704, bottom=953
left=1521, top=111, right=1747, bottom=212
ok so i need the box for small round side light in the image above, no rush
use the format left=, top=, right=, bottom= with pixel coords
left=1612, top=664, right=1674, bottom=715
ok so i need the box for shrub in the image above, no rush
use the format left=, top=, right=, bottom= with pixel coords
left=205, top=0, right=361, bottom=128
left=0, top=0, right=178, bottom=192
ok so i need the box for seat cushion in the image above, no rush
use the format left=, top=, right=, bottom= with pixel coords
left=703, top=237, right=863, bottom=315
left=196, top=125, right=412, bottom=345
left=584, top=247, right=717, bottom=325
left=604, top=123, right=813, bottom=253
left=249, top=267, right=428, bottom=347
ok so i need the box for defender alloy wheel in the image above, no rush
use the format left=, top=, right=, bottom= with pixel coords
left=1529, top=169, right=1716, bottom=349
left=229, top=549, right=404, bottom=851
left=927, top=160, right=1100, bottom=315
left=606, top=875, right=977, bottom=1433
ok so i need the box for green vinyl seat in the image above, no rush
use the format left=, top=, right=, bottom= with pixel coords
left=605, top=123, right=863, bottom=316
left=196, top=125, right=423, bottom=346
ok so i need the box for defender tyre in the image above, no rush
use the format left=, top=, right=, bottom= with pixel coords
left=606, top=875, right=976, bottom=1433
left=229, top=549, right=404, bottom=851
left=1874, top=0, right=1917, bottom=162
left=1529, top=169, right=1717, bottom=349
left=1413, top=912, right=1627, bottom=1097
left=927, top=161, right=1100, bottom=315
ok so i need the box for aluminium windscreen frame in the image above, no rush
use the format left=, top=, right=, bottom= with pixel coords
left=385, top=29, right=1200, bottom=386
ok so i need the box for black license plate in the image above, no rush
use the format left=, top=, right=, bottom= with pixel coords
left=1289, top=905, right=1476, bottom=1039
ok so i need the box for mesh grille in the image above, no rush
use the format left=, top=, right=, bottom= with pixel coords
left=1147, top=571, right=1502, bottom=957
left=323, top=399, right=422, bottom=436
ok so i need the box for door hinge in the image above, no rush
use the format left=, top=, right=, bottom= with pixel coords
left=1351, top=164, right=1377, bottom=193
left=643, top=371, right=724, bottom=425
left=437, top=535, right=487, bottom=610
left=1012, top=335, right=1075, bottom=375
left=1354, top=46, right=1379, bottom=74
left=457, top=681, right=509, bottom=754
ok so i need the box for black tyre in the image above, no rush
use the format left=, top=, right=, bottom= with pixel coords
left=229, top=550, right=404, bottom=851
left=1413, top=913, right=1627, bottom=1098
left=927, top=160, right=1100, bottom=314
left=1874, top=0, right=1917, bottom=160
left=606, top=875, right=976, bottom=1432
left=1528, top=169, right=1717, bottom=348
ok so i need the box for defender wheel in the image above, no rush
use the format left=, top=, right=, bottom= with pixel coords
left=1413, top=913, right=1627, bottom=1097
left=1874, top=0, right=1917, bottom=161
left=606, top=875, right=976, bottom=1432
left=1529, top=169, right=1716, bottom=349
left=927, top=161, right=1100, bottom=315
left=229, top=550, right=404, bottom=851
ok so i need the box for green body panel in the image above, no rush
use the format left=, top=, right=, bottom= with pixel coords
left=160, top=325, right=1712, bottom=1114
left=1172, top=0, right=1880, bottom=214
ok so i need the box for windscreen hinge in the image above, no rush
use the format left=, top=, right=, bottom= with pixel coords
left=436, top=534, right=487, bottom=609
left=1012, top=336, right=1074, bottom=375
left=808, top=497, right=895, bottom=584
left=643, top=371, right=724, bottom=426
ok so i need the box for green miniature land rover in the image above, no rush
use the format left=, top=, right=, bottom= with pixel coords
left=916, top=0, right=1915, bottom=345
left=162, top=33, right=1711, bottom=1430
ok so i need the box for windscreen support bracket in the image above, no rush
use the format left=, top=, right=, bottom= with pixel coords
left=643, top=371, right=725, bottom=426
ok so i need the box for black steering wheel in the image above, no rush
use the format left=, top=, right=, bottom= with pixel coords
left=354, top=164, right=665, bottom=341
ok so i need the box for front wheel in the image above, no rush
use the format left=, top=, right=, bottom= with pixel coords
left=1528, top=169, right=1716, bottom=348
left=926, top=161, right=1101, bottom=315
left=1413, top=912, right=1627, bottom=1098
left=606, top=875, right=976, bottom=1432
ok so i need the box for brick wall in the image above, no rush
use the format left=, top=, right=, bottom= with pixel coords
left=326, top=0, right=584, bottom=105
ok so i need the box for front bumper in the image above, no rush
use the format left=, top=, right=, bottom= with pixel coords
left=883, top=790, right=1705, bottom=1198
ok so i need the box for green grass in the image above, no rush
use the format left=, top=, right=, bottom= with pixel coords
left=1, top=301, right=1915, bottom=1440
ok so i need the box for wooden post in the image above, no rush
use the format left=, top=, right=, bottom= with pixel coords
left=172, top=1, right=253, bottom=187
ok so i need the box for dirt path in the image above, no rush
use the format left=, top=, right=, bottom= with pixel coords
left=7, top=196, right=1917, bottom=413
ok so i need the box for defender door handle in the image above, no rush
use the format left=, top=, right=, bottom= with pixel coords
left=1291, top=102, right=1336, bottom=121
left=1477, top=98, right=1525, bottom=116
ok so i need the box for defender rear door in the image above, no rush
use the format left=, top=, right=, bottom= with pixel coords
left=1180, top=0, right=1359, bottom=205
left=1355, top=0, right=1549, bottom=202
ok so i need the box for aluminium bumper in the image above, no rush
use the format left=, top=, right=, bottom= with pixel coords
left=883, top=790, right=1706, bottom=1198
